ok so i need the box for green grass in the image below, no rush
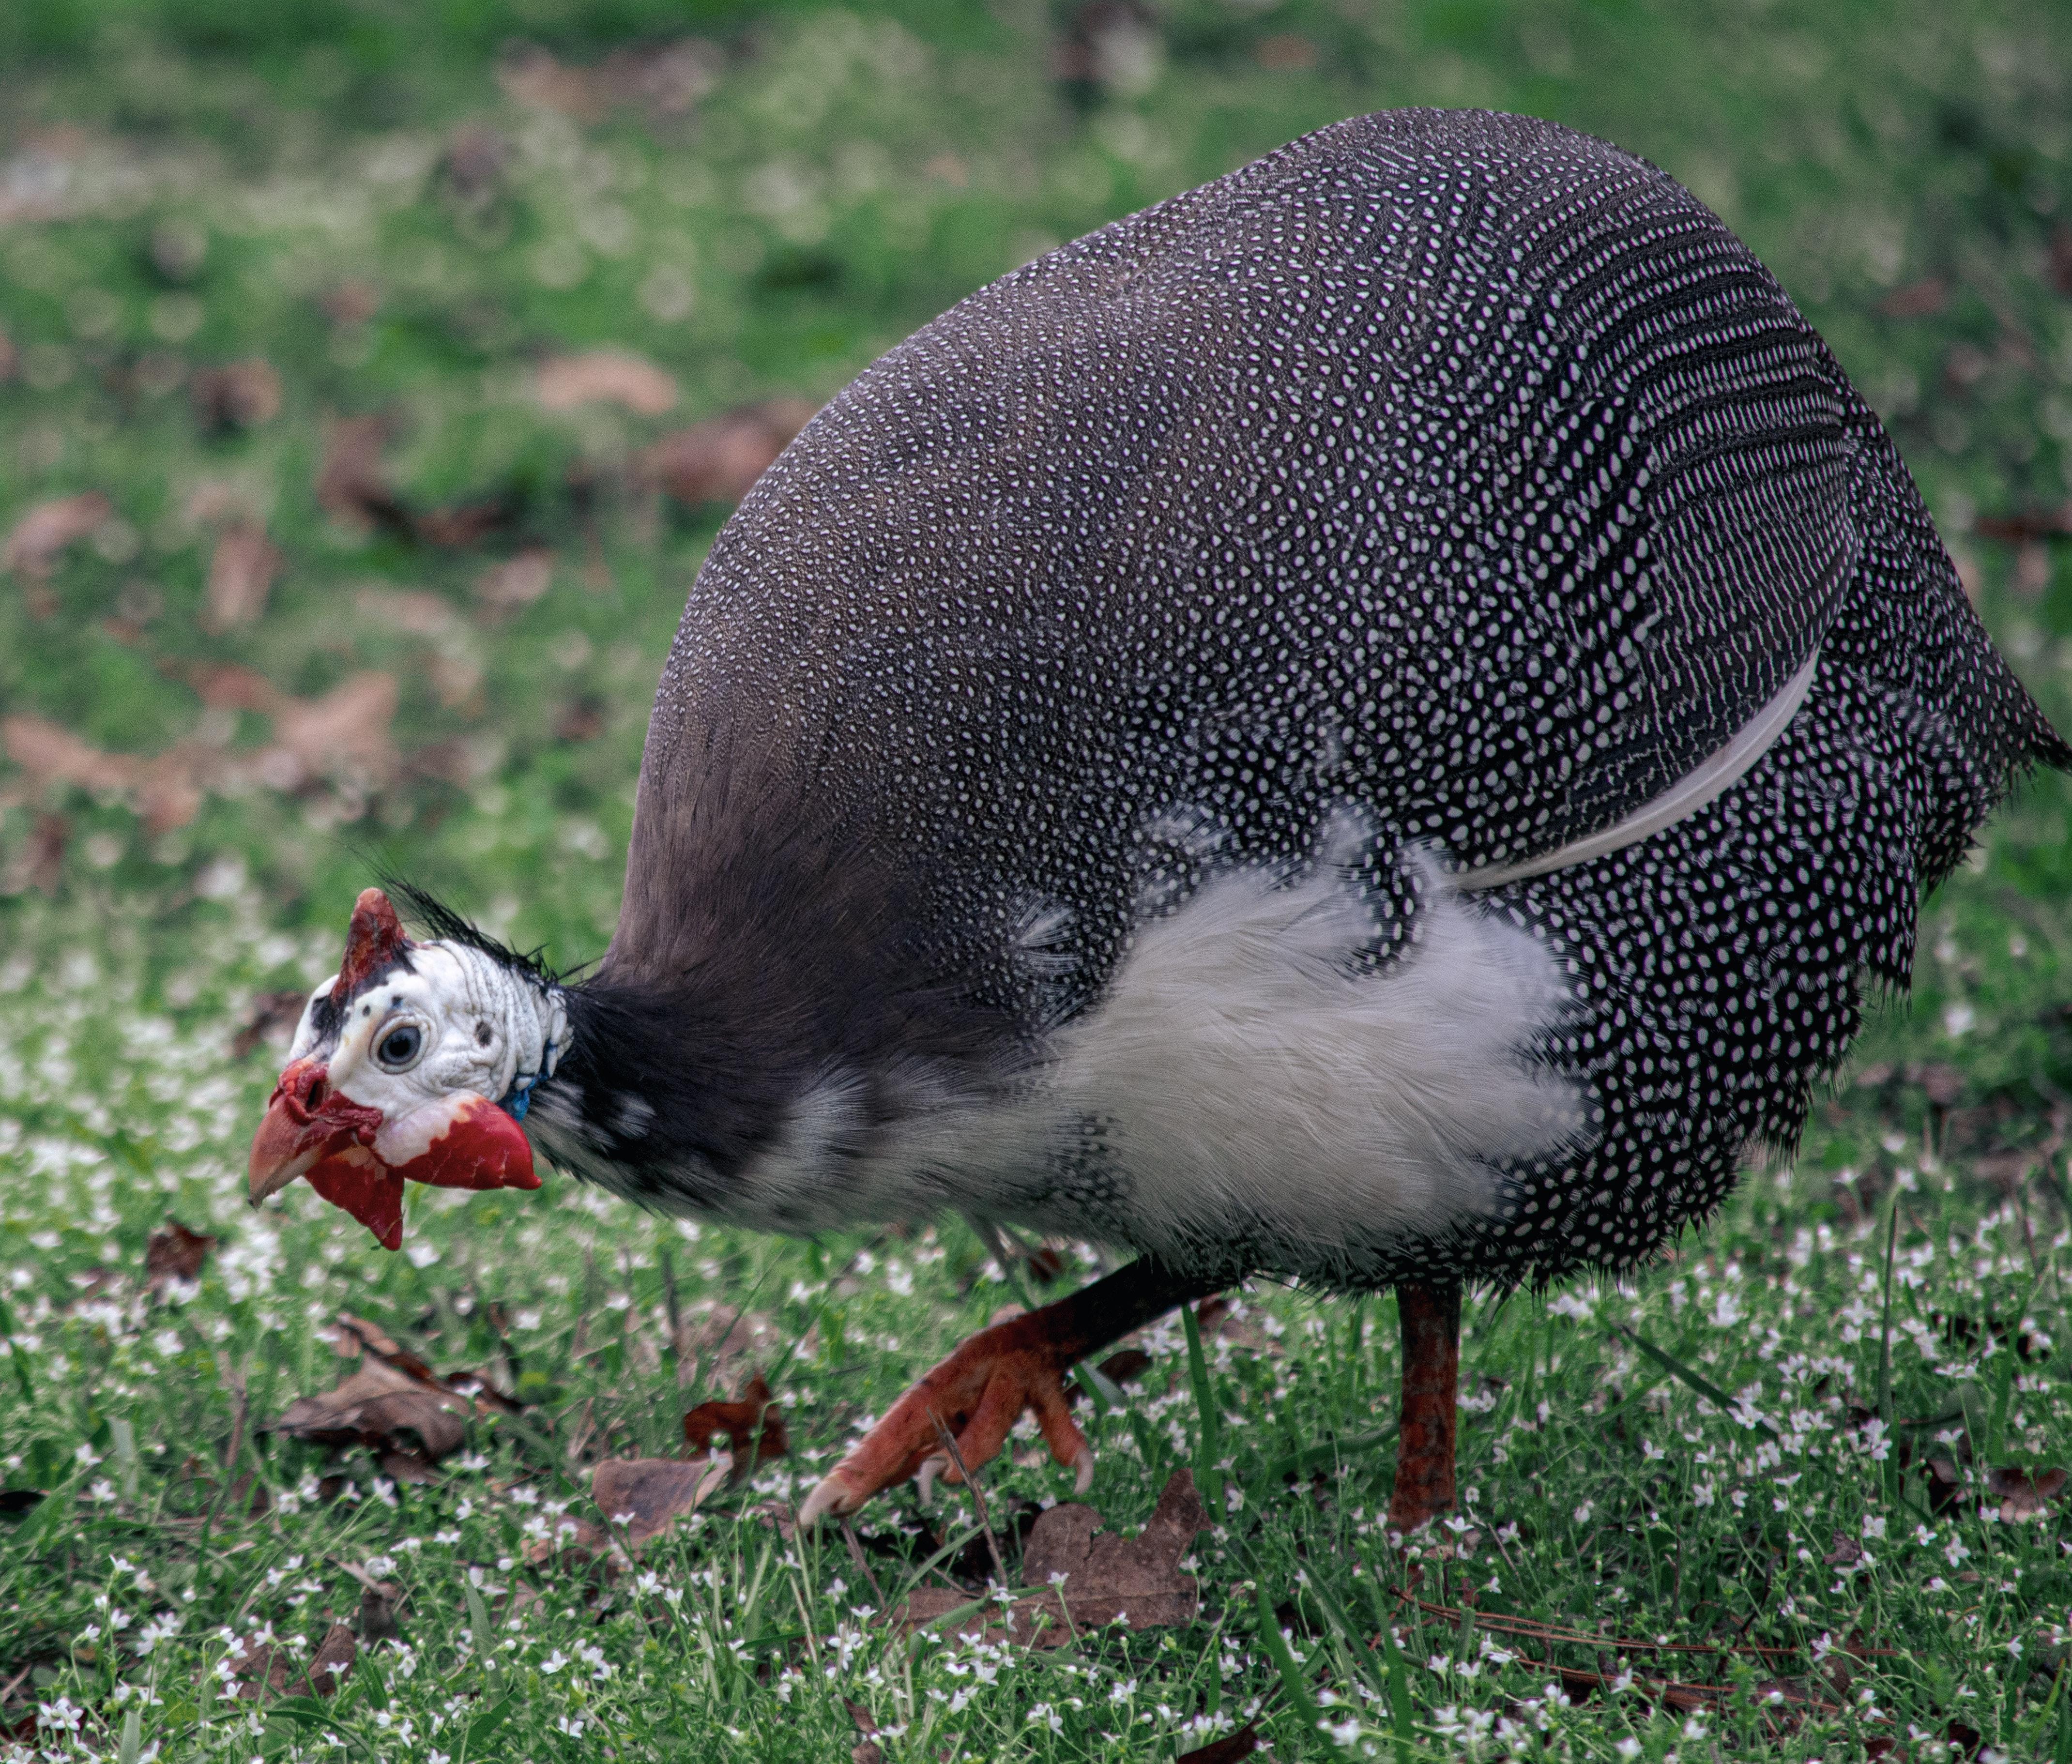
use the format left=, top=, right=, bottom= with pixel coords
left=2, top=0, right=2072, bottom=1757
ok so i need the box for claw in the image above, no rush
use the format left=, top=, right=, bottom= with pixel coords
left=798, top=1305, right=1097, bottom=1523
left=1071, top=1444, right=1096, bottom=1496
left=915, top=1452, right=949, bottom=1507
left=798, top=1472, right=854, bottom=1530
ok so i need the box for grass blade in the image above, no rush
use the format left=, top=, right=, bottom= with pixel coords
left=1615, top=1325, right=1778, bottom=1440
left=1183, top=1303, right=1225, bottom=1516
left=1255, top=1581, right=1321, bottom=1752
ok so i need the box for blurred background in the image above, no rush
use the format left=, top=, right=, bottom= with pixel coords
left=1, top=0, right=2070, bottom=1104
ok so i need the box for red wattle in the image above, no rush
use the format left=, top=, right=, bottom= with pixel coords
left=393, top=1095, right=541, bottom=1193
left=306, top=1150, right=406, bottom=1251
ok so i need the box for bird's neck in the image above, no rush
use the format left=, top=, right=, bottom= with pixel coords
left=517, top=973, right=805, bottom=1215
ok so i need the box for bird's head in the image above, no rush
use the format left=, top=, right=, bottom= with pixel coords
left=246, top=887, right=564, bottom=1248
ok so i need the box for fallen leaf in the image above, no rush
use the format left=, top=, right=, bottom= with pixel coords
left=896, top=1469, right=1209, bottom=1646
left=536, top=350, right=678, bottom=416
left=641, top=400, right=818, bottom=506
left=231, top=988, right=308, bottom=1060
left=682, top=1373, right=788, bottom=1476
left=590, top=1456, right=731, bottom=1547
left=474, top=549, right=555, bottom=614
left=1972, top=502, right=2072, bottom=545
left=269, top=1322, right=517, bottom=1478
left=1879, top=277, right=1950, bottom=319
left=270, top=1356, right=475, bottom=1474
left=1986, top=1464, right=2066, bottom=1521
left=231, top=1622, right=355, bottom=1700
left=496, top=39, right=717, bottom=121
left=675, top=1302, right=779, bottom=1384
left=267, top=671, right=399, bottom=789
left=316, top=416, right=411, bottom=539
left=3, top=493, right=112, bottom=593
left=1821, top=1531, right=1862, bottom=1568
left=1177, top=1725, right=1262, bottom=1763
left=201, top=521, right=280, bottom=633
left=320, top=281, right=380, bottom=328
left=323, top=1313, right=405, bottom=1360
left=1255, top=32, right=1318, bottom=70
left=352, top=587, right=458, bottom=637
left=0, top=811, right=67, bottom=895
left=553, top=697, right=606, bottom=743
left=190, top=359, right=283, bottom=431
left=305, top=1623, right=357, bottom=1696
left=354, top=1579, right=405, bottom=1643
left=2, top=713, right=140, bottom=795
left=1921, top=1455, right=1968, bottom=1514
left=145, top=1220, right=216, bottom=1289
left=441, top=125, right=511, bottom=204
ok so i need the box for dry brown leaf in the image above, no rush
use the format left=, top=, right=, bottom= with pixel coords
left=896, top=1469, right=1208, bottom=1646
left=674, top=1301, right=779, bottom=1386
left=321, top=281, right=380, bottom=328
left=145, top=1220, right=215, bottom=1289
left=230, top=1622, right=355, bottom=1701
left=496, top=39, right=716, bottom=120
left=536, top=350, right=679, bottom=416
left=231, top=988, right=308, bottom=1060
left=0, top=811, right=67, bottom=895
left=191, top=360, right=283, bottom=431
left=474, top=549, right=555, bottom=614
left=353, top=586, right=458, bottom=637
left=1986, top=1464, right=2066, bottom=1521
left=682, top=1373, right=789, bottom=1475
left=2, top=715, right=215, bottom=833
left=641, top=400, right=818, bottom=506
left=270, top=1320, right=518, bottom=1478
left=201, top=522, right=280, bottom=633
left=3, top=713, right=140, bottom=795
left=3, top=493, right=112, bottom=580
left=267, top=671, right=399, bottom=789
left=591, top=1456, right=731, bottom=1547
left=356, top=1582, right=404, bottom=1643
left=1177, top=1725, right=1262, bottom=1764
left=317, top=417, right=411, bottom=538
left=441, top=125, right=511, bottom=203
left=271, top=1356, right=475, bottom=1469
left=324, top=1313, right=404, bottom=1360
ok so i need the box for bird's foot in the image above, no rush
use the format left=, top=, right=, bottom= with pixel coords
left=800, top=1307, right=1094, bottom=1527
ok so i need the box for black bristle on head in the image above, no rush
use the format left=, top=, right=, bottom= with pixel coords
left=378, top=875, right=564, bottom=989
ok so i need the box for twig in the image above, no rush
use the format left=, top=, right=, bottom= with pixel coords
left=839, top=1519, right=888, bottom=1612
left=1389, top=1588, right=1898, bottom=1661
left=929, top=1409, right=1007, bottom=1588
left=1503, top=1648, right=1843, bottom=1718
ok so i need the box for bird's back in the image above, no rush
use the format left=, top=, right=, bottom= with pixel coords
left=607, top=109, right=2064, bottom=1281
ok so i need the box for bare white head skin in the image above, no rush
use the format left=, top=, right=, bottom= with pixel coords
left=288, top=943, right=566, bottom=1158
left=248, top=887, right=567, bottom=1248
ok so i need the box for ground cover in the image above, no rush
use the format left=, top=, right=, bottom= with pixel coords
left=2, top=0, right=2072, bottom=1756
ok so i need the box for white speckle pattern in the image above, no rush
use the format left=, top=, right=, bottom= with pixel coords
left=574, top=109, right=2062, bottom=1289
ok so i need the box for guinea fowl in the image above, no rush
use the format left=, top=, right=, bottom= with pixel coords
left=247, top=108, right=2067, bottom=1535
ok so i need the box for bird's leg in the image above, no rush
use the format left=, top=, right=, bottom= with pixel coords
left=801, top=1256, right=1219, bottom=1525
left=1386, top=1278, right=1461, bottom=1535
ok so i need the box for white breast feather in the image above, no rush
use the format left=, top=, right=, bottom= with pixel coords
left=1021, top=845, right=1585, bottom=1265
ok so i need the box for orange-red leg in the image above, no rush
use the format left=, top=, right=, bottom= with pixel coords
left=1386, top=1278, right=1460, bottom=1534
left=802, top=1256, right=1218, bottom=1525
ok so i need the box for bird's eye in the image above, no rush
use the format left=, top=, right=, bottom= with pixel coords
left=375, top=1021, right=424, bottom=1071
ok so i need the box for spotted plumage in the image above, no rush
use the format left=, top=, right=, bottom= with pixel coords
left=254, top=108, right=2065, bottom=1308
